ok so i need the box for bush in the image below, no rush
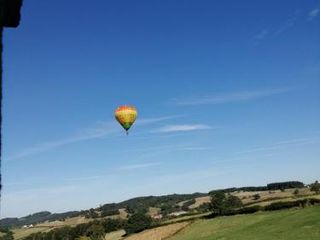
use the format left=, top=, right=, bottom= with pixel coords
left=237, top=205, right=262, bottom=214
left=101, top=209, right=120, bottom=217
left=85, top=224, right=105, bottom=240
left=124, top=212, right=152, bottom=235
left=309, top=198, right=320, bottom=205
left=197, top=203, right=211, bottom=213
left=207, top=205, right=262, bottom=218
left=310, top=181, right=320, bottom=194
left=181, top=199, right=196, bottom=211
left=102, top=219, right=126, bottom=233
left=210, top=192, right=243, bottom=215
left=253, top=194, right=261, bottom=200
left=267, top=181, right=304, bottom=190
left=264, top=199, right=307, bottom=211
left=226, top=195, right=243, bottom=208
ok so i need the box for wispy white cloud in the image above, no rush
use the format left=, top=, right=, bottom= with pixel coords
left=136, top=115, right=181, bottom=125
left=6, top=121, right=118, bottom=161
left=274, top=15, right=298, bottom=35
left=238, top=136, right=320, bottom=155
left=254, top=11, right=300, bottom=43
left=254, top=29, right=269, bottom=41
left=153, top=124, right=211, bottom=133
left=119, top=162, right=161, bottom=170
left=178, top=146, right=213, bottom=151
left=308, top=8, right=319, bottom=21
left=172, top=88, right=291, bottom=106
left=6, top=116, right=177, bottom=161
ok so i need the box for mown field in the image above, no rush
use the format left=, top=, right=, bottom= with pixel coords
left=167, top=206, right=320, bottom=240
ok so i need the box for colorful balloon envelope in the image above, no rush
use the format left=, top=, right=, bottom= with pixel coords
left=115, top=105, right=138, bottom=134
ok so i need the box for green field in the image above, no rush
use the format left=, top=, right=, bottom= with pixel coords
left=168, top=206, right=320, bottom=240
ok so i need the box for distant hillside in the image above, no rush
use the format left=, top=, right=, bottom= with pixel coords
left=97, top=193, right=207, bottom=215
left=0, top=211, right=80, bottom=228
left=0, top=180, right=305, bottom=228
left=0, top=193, right=207, bottom=228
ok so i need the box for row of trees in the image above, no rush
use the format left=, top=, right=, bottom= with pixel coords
left=267, top=181, right=304, bottom=190
left=22, top=212, right=153, bottom=240
left=23, top=218, right=126, bottom=240
left=208, top=181, right=306, bottom=196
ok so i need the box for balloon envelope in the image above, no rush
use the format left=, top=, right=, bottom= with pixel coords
left=115, top=105, right=138, bottom=133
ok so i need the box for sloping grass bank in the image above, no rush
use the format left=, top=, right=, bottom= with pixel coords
left=168, top=205, right=320, bottom=240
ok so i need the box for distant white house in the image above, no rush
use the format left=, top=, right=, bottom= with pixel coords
left=153, top=214, right=163, bottom=220
left=22, top=224, right=34, bottom=229
left=168, top=211, right=188, bottom=217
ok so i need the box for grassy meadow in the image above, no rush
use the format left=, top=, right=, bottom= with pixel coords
left=167, top=206, right=320, bottom=240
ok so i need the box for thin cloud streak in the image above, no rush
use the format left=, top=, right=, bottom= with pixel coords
left=5, top=121, right=118, bottom=161
left=119, top=162, right=161, bottom=170
left=136, top=115, right=182, bottom=125
left=273, top=15, right=298, bottom=36
left=308, top=8, right=319, bottom=20
left=254, top=10, right=302, bottom=43
left=238, top=136, right=319, bottom=155
left=153, top=124, right=211, bottom=133
left=6, top=116, right=177, bottom=161
left=254, top=29, right=269, bottom=40
left=173, top=88, right=291, bottom=106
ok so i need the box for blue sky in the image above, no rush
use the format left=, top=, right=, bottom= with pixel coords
left=2, top=0, right=320, bottom=217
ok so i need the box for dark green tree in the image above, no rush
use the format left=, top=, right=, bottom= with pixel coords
left=310, top=181, right=320, bottom=194
left=210, top=191, right=227, bottom=215
left=0, top=231, right=14, bottom=240
left=210, top=192, right=243, bottom=215
left=225, top=195, right=243, bottom=208
left=253, top=194, right=261, bottom=200
left=124, top=212, right=152, bottom=235
left=85, top=224, right=105, bottom=240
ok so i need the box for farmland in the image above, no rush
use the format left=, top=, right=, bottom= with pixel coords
left=168, top=206, right=320, bottom=240
left=103, top=206, right=320, bottom=240
left=3, top=182, right=319, bottom=240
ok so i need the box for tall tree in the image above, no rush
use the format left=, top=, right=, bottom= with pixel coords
left=310, top=181, right=320, bottom=194
left=210, top=192, right=243, bottom=215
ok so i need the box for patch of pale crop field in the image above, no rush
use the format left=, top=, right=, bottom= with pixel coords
left=176, top=199, right=191, bottom=207
left=12, top=217, right=91, bottom=239
left=248, top=194, right=320, bottom=207
left=118, top=208, right=128, bottom=219
left=189, top=196, right=211, bottom=209
left=177, top=188, right=314, bottom=210
left=104, top=230, right=126, bottom=240
left=37, top=216, right=91, bottom=228
left=147, top=207, right=161, bottom=217
left=233, top=188, right=313, bottom=205
left=13, top=227, right=52, bottom=240
left=124, top=222, right=190, bottom=240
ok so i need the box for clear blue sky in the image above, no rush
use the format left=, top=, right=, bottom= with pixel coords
left=2, top=0, right=320, bottom=217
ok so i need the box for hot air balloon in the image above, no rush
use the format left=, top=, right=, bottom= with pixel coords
left=115, top=105, right=138, bottom=135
